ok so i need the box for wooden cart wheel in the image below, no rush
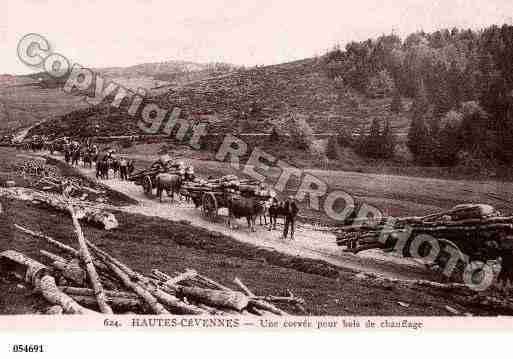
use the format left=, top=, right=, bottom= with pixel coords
left=202, top=192, right=218, bottom=219
left=143, top=175, right=153, bottom=197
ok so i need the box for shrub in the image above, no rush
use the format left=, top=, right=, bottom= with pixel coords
left=284, top=113, right=314, bottom=150
left=394, top=143, right=413, bottom=164
left=455, top=151, right=495, bottom=177
left=120, top=137, right=134, bottom=148
left=336, top=128, right=353, bottom=148
left=269, top=126, right=280, bottom=143
left=325, top=136, right=340, bottom=159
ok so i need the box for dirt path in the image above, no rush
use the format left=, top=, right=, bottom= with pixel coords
left=51, top=155, right=439, bottom=282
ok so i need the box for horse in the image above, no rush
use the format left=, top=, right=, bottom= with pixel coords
left=127, top=160, right=134, bottom=177
left=155, top=172, right=184, bottom=202
left=96, top=159, right=110, bottom=179
left=82, top=149, right=93, bottom=168
left=227, top=195, right=265, bottom=232
left=109, top=158, right=120, bottom=179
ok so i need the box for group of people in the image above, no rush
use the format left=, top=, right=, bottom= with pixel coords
left=266, top=196, right=299, bottom=240
left=95, top=151, right=135, bottom=180
left=53, top=138, right=134, bottom=181
left=151, top=155, right=196, bottom=181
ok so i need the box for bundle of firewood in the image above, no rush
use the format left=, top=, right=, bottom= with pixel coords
left=16, top=159, right=59, bottom=178
left=183, top=175, right=270, bottom=197
left=335, top=204, right=513, bottom=261
left=9, top=218, right=304, bottom=315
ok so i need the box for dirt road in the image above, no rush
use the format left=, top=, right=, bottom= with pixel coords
left=55, top=155, right=438, bottom=282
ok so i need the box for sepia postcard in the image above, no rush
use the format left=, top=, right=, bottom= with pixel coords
left=1, top=0, right=513, bottom=352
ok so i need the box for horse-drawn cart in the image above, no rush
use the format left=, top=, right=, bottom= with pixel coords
left=128, top=155, right=185, bottom=196
left=182, top=175, right=275, bottom=221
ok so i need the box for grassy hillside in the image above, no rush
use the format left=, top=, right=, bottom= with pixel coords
left=0, top=75, right=89, bottom=136
left=161, top=58, right=410, bottom=134
left=27, top=57, right=411, bottom=139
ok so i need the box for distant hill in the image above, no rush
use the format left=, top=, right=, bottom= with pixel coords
left=0, top=60, right=238, bottom=136
left=28, top=57, right=410, bottom=139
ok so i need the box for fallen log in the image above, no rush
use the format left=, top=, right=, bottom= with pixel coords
left=70, top=294, right=143, bottom=311
left=191, top=271, right=234, bottom=292
left=233, top=276, right=288, bottom=315
left=174, top=285, right=249, bottom=312
left=144, top=284, right=208, bottom=315
left=0, top=250, right=96, bottom=314
left=0, top=250, right=49, bottom=285
left=15, top=224, right=79, bottom=257
left=152, top=269, right=197, bottom=286
left=68, top=206, right=112, bottom=314
left=248, top=298, right=287, bottom=316
left=92, top=250, right=169, bottom=314
left=38, top=275, right=97, bottom=315
left=86, top=240, right=139, bottom=279
left=17, top=225, right=112, bottom=276
left=40, top=250, right=68, bottom=263
left=247, top=306, right=265, bottom=316
left=48, top=260, right=87, bottom=287
left=40, top=250, right=86, bottom=286
left=233, top=277, right=254, bottom=297
left=87, top=243, right=206, bottom=314
left=59, top=286, right=140, bottom=299
left=151, top=270, right=247, bottom=313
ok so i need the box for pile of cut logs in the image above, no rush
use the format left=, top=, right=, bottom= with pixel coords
left=1, top=208, right=304, bottom=315
left=336, top=204, right=513, bottom=275
left=16, top=159, right=59, bottom=178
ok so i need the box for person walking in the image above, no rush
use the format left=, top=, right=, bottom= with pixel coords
left=119, top=157, right=128, bottom=180
left=268, top=197, right=279, bottom=231
left=127, top=159, right=134, bottom=178
left=282, top=196, right=299, bottom=240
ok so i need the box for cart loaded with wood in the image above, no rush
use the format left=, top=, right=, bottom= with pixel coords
left=181, top=174, right=276, bottom=220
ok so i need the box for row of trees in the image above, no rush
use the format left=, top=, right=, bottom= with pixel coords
left=326, top=24, right=513, bottom=167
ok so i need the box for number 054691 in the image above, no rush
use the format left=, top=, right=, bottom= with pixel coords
left=12, top=345, right=44, bottom=353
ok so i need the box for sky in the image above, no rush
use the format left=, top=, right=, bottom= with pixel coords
left=2, top=0, right=513, bottom=74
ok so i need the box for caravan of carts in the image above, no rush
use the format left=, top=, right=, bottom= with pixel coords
left=128, top=155, right=275, bottom=219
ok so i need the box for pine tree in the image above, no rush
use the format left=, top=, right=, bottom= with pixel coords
left=408, top=81, right=431, bottom=162
left=365, top=118, right=381, bottom=157
left=381, top=120, right=396, bottom=158
left=434, top=110, right=463, bottom=165
left=408, top=117, right=430, bottom=162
